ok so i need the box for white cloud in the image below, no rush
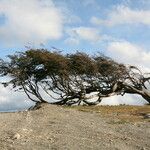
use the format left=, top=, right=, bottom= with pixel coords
left=65, top=27, right=101, bottom=44
left=0, top=84, right=33, bottom=111
left=107, top=41, right=150, bottom=71
left=91, top=17, right=103, bottom=26
left=65, top=37, right=79, bottom=45
left=0, top=0, right=65, bottom=46
left=75, top=27, right=101, bottom=41
left=100, top=94, right=147, bottom=106
left=91, top=5, right=150, bottom=26
left=0, top=84, right=146, bottom=112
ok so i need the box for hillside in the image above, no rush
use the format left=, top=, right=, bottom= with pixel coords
left=0, top=104, right=149, bottom=150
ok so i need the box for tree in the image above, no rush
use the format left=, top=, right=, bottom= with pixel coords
left=117, top=66, right=150, bottom=104
left=0, top=49, right=149, bottom=107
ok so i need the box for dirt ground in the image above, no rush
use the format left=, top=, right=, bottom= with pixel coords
left=0, top=104, right=149, bottom=150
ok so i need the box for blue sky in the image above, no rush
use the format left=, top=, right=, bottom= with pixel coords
left=0, top=0, right=150, bottom=61
left=0, top=0, right=150, bottom=110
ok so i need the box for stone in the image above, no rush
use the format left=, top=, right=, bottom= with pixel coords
left=144, top=113, right=150, bottom=119
left=12, top=133, right=20, bottom=140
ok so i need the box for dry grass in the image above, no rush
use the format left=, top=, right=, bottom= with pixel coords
left=68, top=105, right=150, bottom=123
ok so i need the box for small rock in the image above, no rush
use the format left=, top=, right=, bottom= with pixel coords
left=12, top=133, right=20, bottom=140
left=123, top=137, right=128, bottom=140
left=109, top=139, right=113, bottom=142
left=144, top=113, right=150, bottom=119
left=140, top=147, right=146, bottom=150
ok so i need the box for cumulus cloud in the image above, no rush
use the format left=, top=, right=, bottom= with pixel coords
left=65, top=27, right=101, bottom=45
left=107, top=41, right=150, bottom=71
left=100, top=94, right=147, bottom=106
left=91, top=5, right=150, bottom=26
left=0, top=83, right=146, bottom=112
left=0, top=0, right=65, bottom=46
left=103, top=40, right=150, bottom=105
left=0, top=84, right=33, bottom=112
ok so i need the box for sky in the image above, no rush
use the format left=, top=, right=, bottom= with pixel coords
left=0, top=0, right=150, bottom=111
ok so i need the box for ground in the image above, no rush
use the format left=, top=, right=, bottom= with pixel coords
left=0, top=104, right=149, bottom=150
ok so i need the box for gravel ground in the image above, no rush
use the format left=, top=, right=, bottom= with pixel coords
left=0, top=104, right=149, bottom=150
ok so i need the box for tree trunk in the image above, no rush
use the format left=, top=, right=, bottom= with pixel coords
left=141, top=95, right=150, bottom=104
left=123, top=84, right=150, bottom=104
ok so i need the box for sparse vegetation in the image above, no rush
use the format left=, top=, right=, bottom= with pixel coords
left=70, top=105, right=150, bottom=122
left=0, top=104, right=149, bottom=150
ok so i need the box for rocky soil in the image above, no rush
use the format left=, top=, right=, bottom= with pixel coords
left=0, top=104, right=149, bottom=150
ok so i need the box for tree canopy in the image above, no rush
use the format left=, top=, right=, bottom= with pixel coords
left=0, top=49, right=150, bottom=106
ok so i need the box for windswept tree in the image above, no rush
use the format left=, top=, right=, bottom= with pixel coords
left=0, top=49, right=150, bottom=107
left=118, top=66, right=150, bottom=104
